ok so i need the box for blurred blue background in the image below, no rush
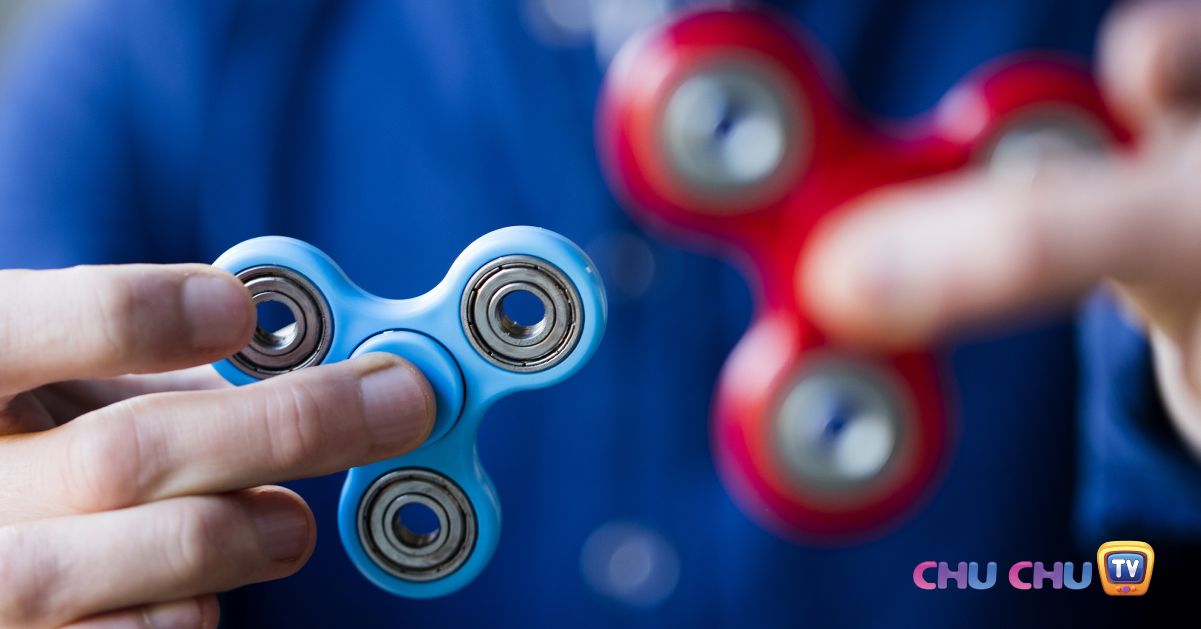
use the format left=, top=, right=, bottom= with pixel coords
left=1, top=1, right=1199, bottom=627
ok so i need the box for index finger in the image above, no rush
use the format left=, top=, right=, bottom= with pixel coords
left=0, top=264, right=255, bottom=398
left=798, top=145, right=1200, bottom=348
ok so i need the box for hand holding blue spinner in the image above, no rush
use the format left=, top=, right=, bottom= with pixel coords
left=211, top=226, right=607, bottom=598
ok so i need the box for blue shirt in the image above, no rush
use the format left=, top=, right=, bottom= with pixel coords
left=1, top=0, right=1197, bottom=626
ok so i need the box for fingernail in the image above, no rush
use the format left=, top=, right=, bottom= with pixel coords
left=250, top=491, right=310, bottom=562
left=360, top=363, right=433, bottom=451
left=809, top=230, right=906, bottom=312
left=803, top=216, right=941, bottom=344
left=1164, top=32, right=1201, bottom=108
left=143, top=599, right=203, bottom=629
left=183, top=274, right=250, bottom=350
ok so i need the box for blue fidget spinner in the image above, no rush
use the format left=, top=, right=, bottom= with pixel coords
left=212, top=226, right=607, bottom=598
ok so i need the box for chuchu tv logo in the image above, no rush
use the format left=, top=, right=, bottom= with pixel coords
left=912, top=561, right=1092, bottom=590
left=912, top=541, right=1155, bottom=595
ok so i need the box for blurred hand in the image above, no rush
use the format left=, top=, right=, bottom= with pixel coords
left=801, top=1, right=1201, bottom=457
left=0, top=265, right=435, bottom=628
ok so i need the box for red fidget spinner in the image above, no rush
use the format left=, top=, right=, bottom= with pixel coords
left=597, top=7, right=1129, bottom=542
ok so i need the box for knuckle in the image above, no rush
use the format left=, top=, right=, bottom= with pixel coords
left=158, top=498, right=269, bottom=591
left=163, top=502, right=224, bottom=583
left=51, top=408, right=146, bottom=512
left=259, top=381, right=328, bottom=470
left=0, top=526, right=51, bottom=626
left=0, top=272, right=25, bottom=368
left=86, top=271, right=142, bottom=365
left=171, top=504, right=223, bottom=583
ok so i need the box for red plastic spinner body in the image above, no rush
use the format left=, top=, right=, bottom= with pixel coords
left=597, top=8, right=1129, bottom=543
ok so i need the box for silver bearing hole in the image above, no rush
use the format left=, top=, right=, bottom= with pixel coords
left=252, top=294, right=303, bottom=355
left=461, top=255, right=583, bottom=373
left=231, top=266, right=332, bottom=379
left=395, top=501, right=442, bottom=548
left=496, top=286, right=550, bottom=343
left=382, top=494, right=449, bottom=556
left=662, top=65, right=796, bottom=195
left=774, top=364, right=904, bottom=491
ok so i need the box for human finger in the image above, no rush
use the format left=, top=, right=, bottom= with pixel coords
left=1100, top=0, right=1201, bottom=133
left=1, top=367, right=232, bottom=437
left=59, top=596, right=219, bottom=629
left=0, top=264, right=254, bottom=399
left=0, top=488, right=309, bottom=629
left=799, top=141, right=1201, bottom=348
left=15, top=353, right=434, bottom=519
left=29, top=365, right=232, bottom=427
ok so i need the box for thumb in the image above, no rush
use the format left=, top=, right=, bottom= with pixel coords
left=1101, top=0, right=1201, bottom=133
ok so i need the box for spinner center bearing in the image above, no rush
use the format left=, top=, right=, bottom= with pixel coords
left=358, top=469, right=477, bottom=582
left=461, top=255, right=583, bottom=372
left=231, top=265, right=332, bottom=378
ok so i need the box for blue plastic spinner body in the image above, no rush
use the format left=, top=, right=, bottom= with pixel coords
left=211, top=227, right=607, bottom=598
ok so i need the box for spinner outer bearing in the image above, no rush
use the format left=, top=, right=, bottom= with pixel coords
left=661, top=61, right=803, bottom=193
left=358, top=469, right=477, bottom=582
left=230, top=265, right=332, bottom=378
left=772, top=360, right=908, bottom=494
left=461, top=255, right=583, bottom=372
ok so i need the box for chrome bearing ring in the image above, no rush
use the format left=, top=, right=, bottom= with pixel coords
left=461, top=255, right=583, bottom=372
left=659, top=58, right=808, bottom=214
left=230, top=265, right=332, bottom=378
left=773, top=360, right=907, bottom=493
left=984, top=109, right=1108, bottom=174
left=358, top=469, right=477, bottom=582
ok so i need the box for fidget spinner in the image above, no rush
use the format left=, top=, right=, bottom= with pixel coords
left=597, top=8, right=1128, bottom=541
left=212, top=227, right=607, bottom=597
